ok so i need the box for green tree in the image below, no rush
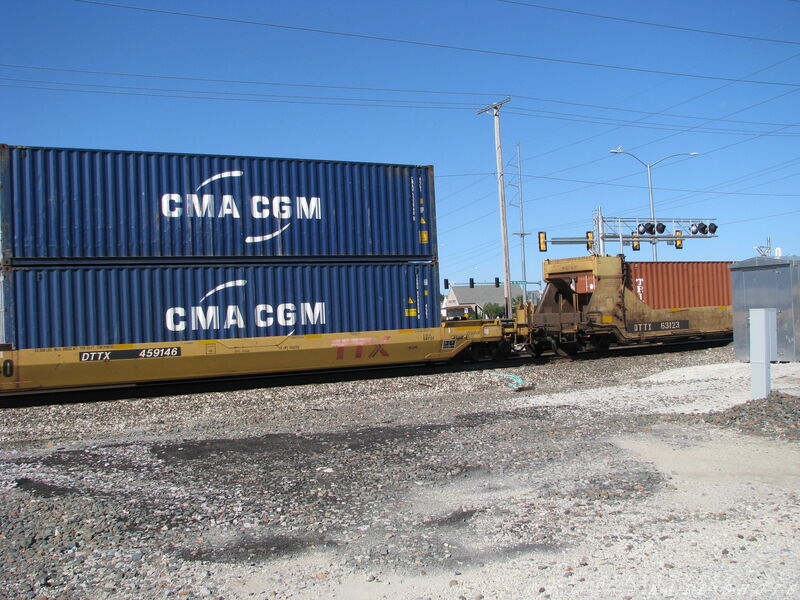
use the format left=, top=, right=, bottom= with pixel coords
left=482, top=302, right=505, bottom=318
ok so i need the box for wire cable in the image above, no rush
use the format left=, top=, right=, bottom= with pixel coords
left=498, top=0, right=800, bottom=46
left=3, top=62, right=798, bottom=128
left=73, top=0, right=800, bottom=88
left=0, top=76, right=479, bottom=107
left=518, top=174, right=800, bottom=197
left=0, top=82, right=478, bottom=110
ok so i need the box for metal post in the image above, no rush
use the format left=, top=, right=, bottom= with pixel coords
left=750, top=308, right=775, bottom=400
left=646, top=163, right=657, bottom=261
left=478, top=98, right=512, bottom=317
left=597, top=206, right=605, bottom=256
left=516, top=144, right=528, bottom=302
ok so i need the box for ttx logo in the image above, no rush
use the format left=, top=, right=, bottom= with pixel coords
left=331, top=337, right=390, bottom=360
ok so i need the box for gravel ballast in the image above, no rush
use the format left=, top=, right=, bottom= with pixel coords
left=1, top=343, right=799, bottom=599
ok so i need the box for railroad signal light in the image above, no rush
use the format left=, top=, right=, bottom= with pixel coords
left=586, top=231, right=594, bottom=252
left=469, top=278, right=475, bottom=288
left=494, top=277, right=500, bottom=288
left=708, top=222, right=718, bottom=234
left=675, top=230, right=683, bottom=250
left=656, top=222, right=666, bottom=234
left=690, top=223, right=698, bottom=234
left=698, top=222, right=708, bottom=235
left=538, top=231, right=547, bottom=252
left=638, top=222, right=655, bottom=235
left=631, top=232, right=640, bottom=251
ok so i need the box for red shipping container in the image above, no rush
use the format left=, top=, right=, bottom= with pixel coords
left=574, top=273, right=597, bottom=294
left=625, top=261, right=732, bottom=309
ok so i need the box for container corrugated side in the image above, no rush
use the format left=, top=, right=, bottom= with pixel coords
left=2, top=145, right=435, bottom=260
left=5, top=263, right=438, bottom=348
left=625, top=261, right=732, bottom=309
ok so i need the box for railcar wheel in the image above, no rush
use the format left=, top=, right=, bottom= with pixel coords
left=526, top=341, right=547, bottom=357
left=491, top=341, right=512, bottom=361
left=586, top=335, right=611, bottom=353
left=554, top=342, right=579, bottom=357
left=469, top=344, right=485, bottom=362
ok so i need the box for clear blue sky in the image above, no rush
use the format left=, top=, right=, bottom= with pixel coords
left=3, top=0, right=799, bottom=291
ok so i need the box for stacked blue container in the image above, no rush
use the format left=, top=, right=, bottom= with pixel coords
left=0, top=145, right=440, bottom=349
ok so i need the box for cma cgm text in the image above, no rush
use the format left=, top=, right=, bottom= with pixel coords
left=160, top=194, right=322, bottom=219
left=165, top=302, right=327, bottom=332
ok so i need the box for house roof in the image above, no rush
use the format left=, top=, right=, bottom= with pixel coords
left=447, top=284, right=525, bottom=307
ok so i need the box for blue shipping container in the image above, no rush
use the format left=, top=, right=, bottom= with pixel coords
left=2, top=263, right=439, bottom=348
left=0, top=145, right=436, bottom=261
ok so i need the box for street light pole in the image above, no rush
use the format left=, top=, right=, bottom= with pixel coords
left=610, top=147, right=699, bottom=261
left=646, top=162, right=655, bottom=260
left=479, top=97, right=512, bottom=317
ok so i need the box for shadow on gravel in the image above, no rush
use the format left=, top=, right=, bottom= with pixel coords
left=475, top=541, right=563, bottom=560
left=178, top=534, right=337, bottom=563
left=14, top=477, right=81, bottom=497
left=424, top=508, right=480, bottom=527
left=151, top=406, right=555, bottom=463
left=412, top=540, right=564, bottom=569
left=37, top=449, right=141, bottom=471
left=543, top=469, right=664, bottom=502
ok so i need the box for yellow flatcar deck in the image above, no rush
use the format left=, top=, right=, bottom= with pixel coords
left=0, top=322, right=505, bottom=394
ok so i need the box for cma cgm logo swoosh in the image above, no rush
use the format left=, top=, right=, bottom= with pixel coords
left=164, top=279, right=327, bottom=333
left=160, top=171, right=323, bottom=244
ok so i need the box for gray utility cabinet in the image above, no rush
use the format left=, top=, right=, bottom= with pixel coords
left=730, top=256, right=800, bottom=362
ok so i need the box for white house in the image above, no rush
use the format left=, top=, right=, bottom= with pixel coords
left=440, top=284, right=526, bottom=319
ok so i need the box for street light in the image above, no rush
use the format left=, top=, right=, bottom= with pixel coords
left=610, top=147, right=699, bottom=261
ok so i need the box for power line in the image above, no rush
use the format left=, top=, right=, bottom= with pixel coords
left=644, top=159, right=800, bottom=214
left=528, top=111, right=799, bottom=205
left=498, top=0, right=800, bottom=46
left=723, top=208, right=800, bottom=226
left=438, top=190, right=497, bottom=218
left=438, top=168, right=800, bottom=197
left=437, top=172, right=495, bottom=178
left=511, top=50, right=800, bottom=178
left=0, top=62, right=496, bottom=97
left=539, top=156, right=800, bottom=230
left=0, top=76, right=479, bottom=107
left=0, top=82, right=478, bottom=110
left=74, top=0, right=800, bottom=88
left=523, top=83, right=800, bottom=202
left=437, top=176, right=494, bottom=202
left=439, top=156, right=800, bottom=235
left=11, top=73, right=798, bottom=139
left=3, top=62, right=799, bottom=129
left=505, top=107, right=800, bottom=136
left=518, top=173, right=800, bottom=197
left=513, top=155, right=800, bottom=234
left=7, top=72, right=800, bottom=137
left=621, top=81, right=800, bottom=154
left=4, top=72, right=798, bottom=138
left=511, top=95, right=799, bottom=127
